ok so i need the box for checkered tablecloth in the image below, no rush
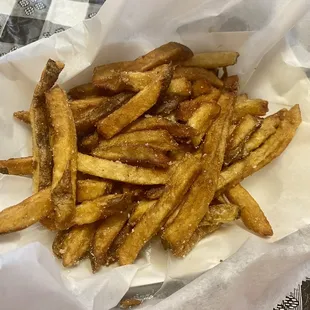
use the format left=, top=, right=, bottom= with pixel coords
left=0, top=0, right=105, bottom=57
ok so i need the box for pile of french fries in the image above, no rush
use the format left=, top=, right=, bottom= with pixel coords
left=0, top=42, right=301, bottom=272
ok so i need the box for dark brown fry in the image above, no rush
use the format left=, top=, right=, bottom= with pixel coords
left=143, top=186, right=165, bottom=200
left=0, top=156, right=32, bottom=175
left=68, top=83, right=105, bottom=99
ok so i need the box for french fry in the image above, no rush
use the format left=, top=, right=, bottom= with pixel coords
left=92, top=130, right=178, bottom=152
left=223, top=75, right=239, bottom=95
left=97, top=64, right=173, bottom=139
left=150, top=94, right=184, bottom=116
left=120, top=298, right=142, bottom=309
left=62, top=223, right=96, bottom=267
left=191, top=80, right=212, bottom=98
left=0, top=188, right=52, bottom=234
left=162, top=92, right=234, bottom=255
left=92, top=145, right=170, bottom=168
left=13, top=110, right=30, bottom=124
left=217, top=105, right=302, bottom=194
left=79, top=131, right=100, bottom=151
left=30, top=59, right=64, bottom=192
left=70, top=97, right=107, bottom=117
left=143, top=186, right=165, bottom=200
left=187, top=102, right=221, bottom=147
left=0, top=156, right=32, bottom=176
left=46, top=86, right=77, bottom=230
left=182, top=52, right=239, bottom=69
left=167, top=78, right=192, bottom=97
left=52, top=230, right=69, bottom=258
left=73, top=193, right=132, bottom=226
left=118, top=154, right=201, bottom=265
left=68, top=83, right=105, bottom=99
left=77, top=153, right=169, bottom=185
left=128, top=200, right=157, bottom=226
left=173, top=67, right=223, bottom=88
left=77, top=179, right=113, bottom=203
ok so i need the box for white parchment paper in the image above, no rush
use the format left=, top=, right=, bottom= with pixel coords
left=0, top=0, right=310, bottom=309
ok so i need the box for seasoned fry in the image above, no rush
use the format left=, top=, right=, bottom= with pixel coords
left=79, top=131, right=100, bottom=151
left=13, top=110, right=30, bottom=124
left=46, top=86, right=77, bottom=230
left=200, top=204, right=240, bottom=226
left=30, top=59, right=64, bottom=192
left=52, top=230, right=69, bottom=258
left=62, top=223, right=96, bottom=267
left=93, top=130, right=178, bottom=152
left=73, top=193, right=132, bottom=226
left=167, top=78, right=192, bottom=97
left=191, top=80, right=212, bottom=98
left=92, top=145, right=170, bottom=168
left=68, top=83, right=104, bottom=99
left=77, top=179, right=113, bottom=203
left=0, top=156, right=32, bottom=176
left=0, top=188, right=52, bottom=234
left=182, top=52, right=239, bottom=69
left=143, top=186, right=165, bottom=200
left=173, top=67, right=223, bottom=88
left=118, top=154, right=201, bottom=265
left=187, top=102, right=221, bottom=147
left=97, top=64, right=173, bottom=139
left=128, top=200, right=157, bottom=226
left=70, top=97, right=107, bottom=117
left=77, top=153, right=169, bottom=185
left=217, top=105, right=302, bottom=194
left=226, top=184, right=272, bottom=236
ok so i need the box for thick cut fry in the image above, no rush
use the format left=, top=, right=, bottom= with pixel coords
left=176, top=89, right=221, bottom=122
left=92, top=145, right=170, bottom=168
left=117, top=154, right=201, bottom=265
left=182, top=52, right=239, bottom=69
left=97, top=65, right=173, bottom=139
left=30, top=59, right=64, bottom=192
left=200, top=204, right=240, bottom=226
left=143, top=186, right=165, bottom=200
left=79, top=131, right=100, bottom=151
left=151, top=94, right=184, bottom=116
left=46, top=86, right=77, bottom=230
left=187, top=102, right=221, bottom=147
left=70, top=97, right=107, bottom=117
left=93, top=130, right=178, bottom=152
left=173, top=67, right=223, bottom=88
left=217, top=105, right=302, bottom=193
left=77, top=153, right=169, bottom=185
left=0, top=157, right=32, bottom=175
left=128, top=200, right=157, bottom=226
left=91, top=213, right=129, bottom=272
left=77, top=179, right=113, bottom=203
left=73, top=193, right=132, bottom=226
left=0, top=188, right=52, bottom=234
left=52, top=231, right=69, bottom=258
left=162, top=93, right=234, bottom=255
left=13, top=110, right=30, bottom=124
left=68, top=83, right=105, bottom=99
left=167, top=78, right=192, bottom=97
left=74, top=93, right=133, bottom=134
left=62, top=223, right=96, bottom=267
left=226, top=184, right=273, bottom=236
left=191, top=80, right=212, bottom=98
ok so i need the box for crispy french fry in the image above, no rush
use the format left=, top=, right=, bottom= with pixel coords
left=223, top=75, right=239, bottom=95
left=118, top=154, right=201, bottom=265
left=79, top=131, right=100, bottom=151
left=68, top=83, right=104, bottom=99
left=151, top=94, right=184, bottom=116
left=93, top=130, right=178, bottom=152
left=30, top=59, right=64, bottom=192
left=70, top=97, right=107, bottom=117
left=167, top=78, right=192, bottom=97
left=97, top=64, right=173, bottom=139
left=128, top=200, right=157, bottom=226
left=77, top=153, right=169, bottom=185
left=13, top=110, right=30, bottom=124
left=187, top=102, right=221, bottom=147
left=173, top=67, right=223, bottom=88
left=52, top=230, right=69, bottom=258
left=92, top=145, right=170, bottom=168
left=162, top=92, right=234, bottom=255
left=191, top=80, right=212, bottom=98
left=226, top=184, right=272, bottom=236
left=77, top=179, right=113, bottom=203
left=182, top=52, right=239, bottom=69
left=62, top=223, right=96, bottom=267
left=217, top=105, right=302, bottom=194
left=46, top=86, right=77, bottom=230
left=0, top=188, right=52, bottom=234
left=143, top=186, right=165, bottom=200
left=200, top=204, right=240, bottom=226
left=0, top=156, right=32, bottom=176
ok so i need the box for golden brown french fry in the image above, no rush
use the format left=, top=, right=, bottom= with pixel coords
left=90, top=213, right=129, bottom=272
left=0, top=157, right=32, bottom=176
left=167, top=78, right=192, bottom=97
left=70, top=97, right=107, bottom=117
left=143, top=186, right=165, bottom=200
left=92, top=130, right=178, bottom=152
left=162, top=92, right=234, bottom=255
left=46, top=86, right=77, bottom=230
left=217, top=105, right=302, bottom=194
left=118, top=154, right=201, bottom=265
left=0, top=188, right=52, bottom=234
left=191, top=80, right=212, bottom=98
left=77, top=153, right=169, bottom=185
left=97, top=64, right=173, bottom=139
left=226, top=184, right=272, bottom=236
left=30, top=59, right=64, bottom=192
left=73, top=193, right=132, bottom=226
left=79, top=131, right=100, bottom=151
left=77, top=179, right=113, bottom=203
left=92, top=145, right=170, bottom=168
left=68, top=83, right=105, bottom=99
left=223, top=75, right=239, bottom=95
left=150, top=94, right=184, bottom=116
left=128, top=200, right=156, bottom=226
left=62, top=223, right=96, bottom=267
left=176, top=89, right=221, bottom=122
left=187, top=102, right=221, bottom=147
left=120, top=298, right=142, bottom=309
left=182, top=52, right=239, bottom=69
left=13, top=110, right=30, bottom=124
left=52, top=230, right=69, bottom=258
left=173, top=67, right=223, bottom=88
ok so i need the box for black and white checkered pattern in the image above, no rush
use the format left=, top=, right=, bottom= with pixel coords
left=0, top=0, right=105, bottom=56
